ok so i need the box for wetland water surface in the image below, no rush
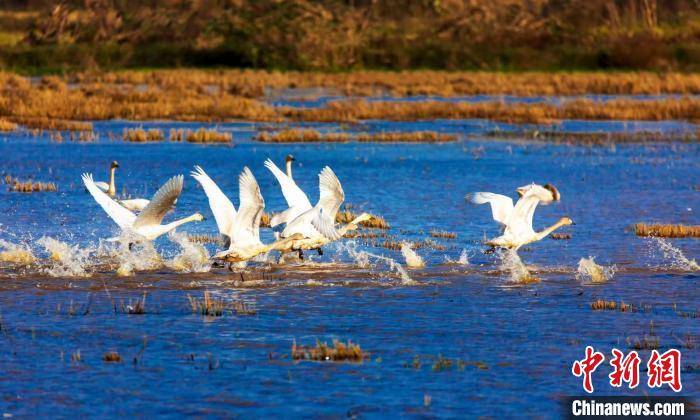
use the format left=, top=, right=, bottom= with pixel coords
left=0, top=114, right=698, bottom=416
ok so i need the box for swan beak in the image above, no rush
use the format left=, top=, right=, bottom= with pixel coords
left=516, top=188, right=526, bottom=197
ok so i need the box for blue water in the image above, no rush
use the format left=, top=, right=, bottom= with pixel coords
left=0, top=119, right=698, bottom=417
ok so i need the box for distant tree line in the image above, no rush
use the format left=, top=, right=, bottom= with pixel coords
left=1, top=0, right=699, bottom=71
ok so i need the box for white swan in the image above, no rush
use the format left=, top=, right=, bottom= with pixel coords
left=466, top=184, right=573, bottom=250
left=82, top=173, right=203, bottom=241
left=517, top=182, right=561, bottom=201
left=191, top=166, right=299, bottom=264
left=278, top=166, right=372, bottom=258
left=264, top=157, right=312, bottom=227
left=94, top=160, right=119, bottom=197
left=92, top=160, right=151, bottom=212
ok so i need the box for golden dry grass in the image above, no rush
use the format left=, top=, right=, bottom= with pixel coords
left=634, top=223, right=700, bottom=238
left=123, top=128, right=164, bottom=142
left=0, top=118, right=17, bottom=131
left=282, top=97, right=700, bottom=124
left=256, top=129, right=349, bottom=143
left=2, top=71, right=700, bottom=127
left=188, top=291, right=225, bottom=316
left=292, top=339, right=368, bottom=362
left=591, top=299, right=634, bottom=312
left=6, top=176, right=57, bottom=193
left=185, top=128, right=232, bottom=144
left=550, top=232, right=572, bottom=240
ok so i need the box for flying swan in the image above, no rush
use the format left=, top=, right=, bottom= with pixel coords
left=191, top=166, right=300, bottom=265
left=83, top=173, right=203, bottom=241
left=466, top=183, right=573, bottom=250
left=92, top=160, right=151, bottom=212
left=277, top=166, right=372, bottom=259
left=264, top=157, right=312, bottom=228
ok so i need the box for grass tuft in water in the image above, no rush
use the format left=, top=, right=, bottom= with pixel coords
left=103, top=351, right=122, bottom=362
left=634, top=223, right=700, bottom=238
left=590, top=299, right=634, bottom=312
left=187, top=291, right=256, bottom=316
left=292, top=339, right=367, bottom=362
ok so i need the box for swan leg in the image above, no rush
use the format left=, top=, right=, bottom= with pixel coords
left=298, top=249, right=304, bottom=260
left=128, top=242, right=134, bottom=251
left=227, top=262, right=234, bottom=272
left=316, top=248, right=323, bottom=256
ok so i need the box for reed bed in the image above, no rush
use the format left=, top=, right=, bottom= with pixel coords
left=3, top=71, right=700, bottom=126
left=292, top=339, right=367, bottom=362
left=71, top=70, right=700, bottom=97
left=8, top=116, right=92, bottom=131
left=0, top=118, right=17, bottom=132
left=282, top=97, right=700, bottom=124
left=634, top=223, right=700, bottom=238
left=256, top=129, right=349, bottom=143
left=6, top=176, right=57, bottom=192
left=184, top=128, right=232, bottom=144
left=123, top=128, right=164, bottom=142
left=356, top=132, right=456, bottom=143
left=590, top=299, right=634, bottom=312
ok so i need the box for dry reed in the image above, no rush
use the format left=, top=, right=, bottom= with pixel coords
left=0, top=118, right=17, bottom=131
left=123, top=127, right=164, bottom=142
left=103, top=351, right=122, bottom=362
left=185, top=128, right=232, bottom=144
left=429, top=230, right=457, bottom=239
left=634, top=223, right=700, bottom=238
left=486, top=130, right=696, bottom=144
left=292, top=339, right=367, bottom=362
left=7, top=176, right=57, bottom=192
left=257, top=129, right=455, bottom=143
left=8, top=116, right=92, bottom=131
left=550, top=233, right=572, bottom=240
left=187, top=291, right=255, bottom=316
left=590, top=299, right=634, bottom=312
left=256, top=129, right=349, bottom=143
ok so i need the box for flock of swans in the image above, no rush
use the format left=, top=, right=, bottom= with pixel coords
left=81, top=155, right=574, bottom=270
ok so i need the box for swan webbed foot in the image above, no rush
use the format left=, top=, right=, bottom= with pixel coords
left=316, top=248, right=323, bottom=256
left=298, top=249, right=304, bottom=260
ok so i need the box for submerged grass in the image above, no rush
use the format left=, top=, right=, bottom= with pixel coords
left=484, top=129, right=697, bottom=144
left=634, top=223, right=700, bottom=238
left=187, top=291, right=255, bottom=317
left=292, top=339, right=367, bottom=362
left=6, top=176, right=57, bottom=192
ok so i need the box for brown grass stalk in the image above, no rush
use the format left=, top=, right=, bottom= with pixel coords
left=292, top=339, right=367, bottom=362
left=634, top=223, right=700, bottom=238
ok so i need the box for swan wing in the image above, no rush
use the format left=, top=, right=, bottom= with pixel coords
left=282, top=207, right=320, bottom=239
left=231, top=167, right=264, bottom=246
left=317, top=166, right=344, bottom=220
left=82, top=173, right=136, bottom=229
left=311, top=208, right=342, bottom=241
left=465, top=192, right=514, bottom=226
left=133, top=175, right=183, bottom=228
left=190, top=165, right=236, bottom=237
left=508, top=188, right=550, bottom=236
left=94, top=181, right=109, bottom=192
left=118, top=198, right=150, bottom=212
left=264, top=158, right=312, bottom=212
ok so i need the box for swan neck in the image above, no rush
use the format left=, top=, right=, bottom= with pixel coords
left=286, top=160, right=293, bottom=179
left=108, top=167, right=116, bottom=196
left=536, top=220, right=566, bottom=240
left=164, top=214, right=199, bottom=231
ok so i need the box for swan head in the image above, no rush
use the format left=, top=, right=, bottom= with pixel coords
left=543, top=183, right=561, bottom=201
left=285, top=154, right=295, bottom=163
left=558, top=216, right=574, bottom=226
left=110, top=160, right=119, bottom=169
left=192, top=212, right=205, bottom=222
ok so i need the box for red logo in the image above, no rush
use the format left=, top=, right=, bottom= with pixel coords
left=609, top=349, right=641, bottom=389
left=572, top=346, right=606, bottom=393
left=647, top=349, right=682, bottom=392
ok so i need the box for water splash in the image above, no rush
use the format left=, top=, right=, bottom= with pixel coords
left=36, top=236, right=91, bottom=277
left=400, top=243, right=425, bottom=268
left=497, top=249, right=539, bottom=284
left=444, top=248, right=470, bottom=265
left=338, top=240, right=417, bottom=285
left=0, top=239, right=36, bottom=265
left=649, top=238, right=699, bottom=271
left=101, top=234, right=163, bottom=277
left=166, top=231, right=211, bottom=273
left=576, top=256, right=615, bottom=283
